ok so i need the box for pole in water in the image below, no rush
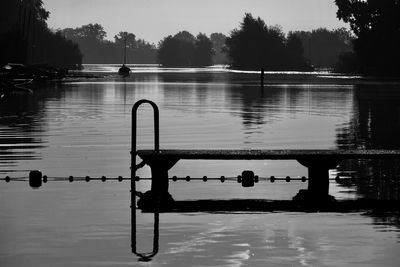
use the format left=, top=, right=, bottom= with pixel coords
left=260, top=68, right=265, bottom=90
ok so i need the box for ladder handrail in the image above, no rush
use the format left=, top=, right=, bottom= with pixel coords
left=131, top=99, right=160, bottom=259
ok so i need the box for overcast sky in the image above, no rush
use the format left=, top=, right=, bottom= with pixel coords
left=43, top=0, right=348, bottom=44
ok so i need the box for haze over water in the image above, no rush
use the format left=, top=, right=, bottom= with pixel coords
left=1, top=66, right=400, bottom=266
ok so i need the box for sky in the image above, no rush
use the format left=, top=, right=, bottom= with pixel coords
left=43, top=0, right=348, bottom=44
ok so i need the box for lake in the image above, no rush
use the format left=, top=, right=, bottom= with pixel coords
left=1, top=65, right=400, bottom=266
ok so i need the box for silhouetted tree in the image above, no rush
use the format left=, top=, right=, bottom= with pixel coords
left=285, top=33, right=310, bottom=70
left=157, top=31, right=214, bottom=67
left=157, top=32, right=195, bottom=66
left=294, top=28, right=353, bottom=69
left=78, top=23, right=107, bottom=42
left=61, top=24, right=107, bottom=63
left=61, top=26, right=157, bottom=64
left=210, top=32, right=228, bottom=64
left=0, top=0, right=82, bottom=68
left=335, top=0, right=400, bottom=76
left=157, top=35, right=179, bottom=66
left=173, top=31, right=193, bottom=41
left=225, top=13, right=311, bottom=71
left=114, top=32, right=136, bottom=48
left=193, top=33, right=214, bottom=66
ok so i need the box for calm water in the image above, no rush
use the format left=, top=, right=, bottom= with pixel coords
left=1, top=66, right=400, bottom=266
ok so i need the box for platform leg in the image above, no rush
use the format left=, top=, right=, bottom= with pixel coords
left=307, top=164, right=330, bottom=199
left=150, top=165, right=170, bottom=196
left=296, top=158, right=342, bottom=203
left=137, top=159, right=179, bottom=211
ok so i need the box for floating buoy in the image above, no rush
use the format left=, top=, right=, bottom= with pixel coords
left=29, top=170, right=42, bottom=189
left=237, top=175, right=242, bottom=183
left=301, top=176, right=307, bottom=182
left=101, top=176, right=106, bottom=182
left=185, top=176, right=190, bottom=182
left=254, top=175, right=259, bottom=183
left=85, top=176, right=90, bottom=182
left=135, top=176, right=140, bottom=181
left=220, top=176, right=225, bottom=183
left=118, top=176, right=123, bottom=182
left=270, top=176, right=275, bottom=183
left=5, top=176, right=10, bottom=182
left=43, top=175, right=48, bottom=183
left=203, top=176, right=208, bottom=182
left=285, top=176, right=291, bottom=182
left=172, top=176, right=178, bottom=182
left=69, top=176, right=74, bottom=182
left=335, top=175, right=340, bottom=182
left=241, top=170, right=254, bottom=187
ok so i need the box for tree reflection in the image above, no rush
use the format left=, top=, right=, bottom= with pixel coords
left=336, top=83, right=400, bottom=200
left=0, top=86, right=45, bottom=173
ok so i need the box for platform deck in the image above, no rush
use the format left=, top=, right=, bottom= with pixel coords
left=137, top=149, right=400, bottom=161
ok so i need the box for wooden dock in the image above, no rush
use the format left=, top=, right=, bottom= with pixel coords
left=136, top=149, right=400, bottom=209
left=137, top=149, right=400, bottom=160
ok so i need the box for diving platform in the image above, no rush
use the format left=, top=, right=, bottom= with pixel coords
left=135, top=149, right=400, bottom=208
left=137, top=149, right=400, bottom=160
left=131, top=99, right=400, bottom=209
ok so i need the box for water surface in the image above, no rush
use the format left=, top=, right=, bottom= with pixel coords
left=1, top=66, right=400, bottom=266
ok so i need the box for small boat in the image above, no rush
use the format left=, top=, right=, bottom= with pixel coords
left=118, top=35, right=131, bottom=76
left=118, top=64, right=131, bottom=76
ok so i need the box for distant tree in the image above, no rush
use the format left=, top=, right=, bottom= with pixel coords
left=76, top=23, right=107, bottom=42
left=286, top=33, right=304, bottom=57
left=114, top=32, right=136, bottom=48
left=60, top=28, right=78, bottom=41
left=335, top=0, right=400, bottom=75
left=293, top=28, right=352, bottom=68
left=210, top=32, right=228, bottom=64
left=172, top=31, right=196, bottom=66
left=61, top=26, right=156, bottom=64
left=225, top=13, right=311, bottom=70
left=113, top=31, right=157, bottom=63
left=60, top=24, right=107, bottom=63
left=193, top=33, right=214, bottom=66
left=294, top=28, right=353, bottom=68
left=285, top=33, right=309, bottom=70
left=157, top=35, right=179, bottom=66
left=132, top=39, right=157, bottom=63
left=157, top=31, right=214, bottom=67
left=174, top=31, right=196, bottom=43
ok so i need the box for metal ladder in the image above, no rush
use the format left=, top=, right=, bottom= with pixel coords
left=131, top=99, right=160, bottom=260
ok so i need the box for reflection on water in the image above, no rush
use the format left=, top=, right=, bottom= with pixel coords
left=1, top=68, right=400, bottom=265
left=0, top=89, right=47, bottom=172
left=336, top=84, right=400, bottom=200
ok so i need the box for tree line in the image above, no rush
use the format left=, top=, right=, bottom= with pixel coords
left=0, top=1, right=354, bottom=72
left=4, top=1, right=397, bottom=75
left=294, top=28, right=353, bottom=69
left=0, top=1, right=352, bottom=71
left=60, top=24, right=157, bottom=64
left=60, top=25, right=228, bottom=66
left=0, top=0, right=82, bottom=69
left=154, top=14, right=354, bottom=70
